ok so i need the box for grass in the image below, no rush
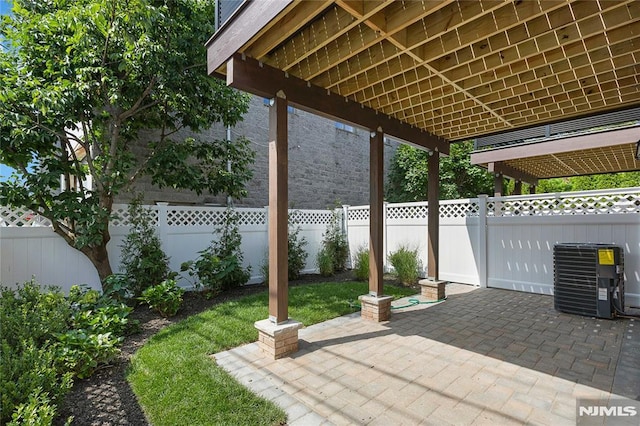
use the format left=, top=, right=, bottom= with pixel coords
left=127, top=281, right=416, bottom=426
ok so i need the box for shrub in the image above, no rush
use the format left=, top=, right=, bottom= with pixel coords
left=120, top=196, right=171, bottom=297
left=388, top=245, right=421, bottom=285
left=139, top=279, right=184, bottom=317
left=316, top=209, right=348, bottom=275
left=288, top=216, right=308, bottom=280
left=316, top=247, right=334, bottom=276
left=181, top=208, right=250, bottom=294
left=102, top=274, right=132, bottom=301
left=352, top=247, right=369, bottom=281
left=0, top=281, right=132, bottom=424
left=55, top=330, right=121, bottom=379
left=260, top=213, right=308, bottom=282
left=8, top=388, right=61, bottom=426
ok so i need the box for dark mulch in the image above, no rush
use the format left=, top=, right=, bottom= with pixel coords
left=54, top=271, right=374, bottom=426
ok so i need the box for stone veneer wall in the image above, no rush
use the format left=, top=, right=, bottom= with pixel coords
left=119, top=95, right=399, bottom=209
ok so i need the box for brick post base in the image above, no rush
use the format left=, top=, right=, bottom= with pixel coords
left=358, top=295, right=393, bottom=322
left=419, top=279, right=446, bottom=301
left=254, top=319, right=303, bottom=359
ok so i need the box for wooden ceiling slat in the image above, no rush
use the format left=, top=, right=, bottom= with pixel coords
left=243, top=1, right=334, bottom=61
left=375, top=31, right=639, bottom=124
left=356, top=2, right=635, bottom=113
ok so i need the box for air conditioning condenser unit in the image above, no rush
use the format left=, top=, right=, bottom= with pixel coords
left=553, top=243, right=624, bottom=319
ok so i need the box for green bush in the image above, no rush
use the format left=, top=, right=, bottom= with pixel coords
left=8, top=388, right=62, bottom=426
left=352, top=247, right=369, bottom=281
left=388, top=245, right=421, bottom=285
left=316, top=209, right=348, bottom=275
left=181, top=208, right=250, bottom=294
left=316, top=247, right=334, bottom=276
left=120, top=196, right=172, bottom=297
left=260, top=213, right=308, bottom=282
left=0, top=282, right=72, bottom=424
left=288, top=218, right=308, bottom=280
left=139, top=279, right=185, bottom=317
left=102, top=274, right=132, bottom=301
left=0, top=281, right=132, bottom=424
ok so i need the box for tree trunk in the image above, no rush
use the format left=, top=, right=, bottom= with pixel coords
left=81, top=243, right=113, bottom=288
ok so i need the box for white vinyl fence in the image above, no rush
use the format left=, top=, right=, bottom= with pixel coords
left=2, top=187, right=639, bottom=307
left=0, top=204, right=334, bottom=292
left=345, top=187, right=640, bottom=307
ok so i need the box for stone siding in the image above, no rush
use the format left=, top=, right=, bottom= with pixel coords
left=119, top=95, right=398, bottom=208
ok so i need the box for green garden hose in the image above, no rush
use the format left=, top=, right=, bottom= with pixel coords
left=348, top=297, right=446, bottom=310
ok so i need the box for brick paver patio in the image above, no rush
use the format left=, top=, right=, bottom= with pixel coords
left=215, top=284, right=639, bottom=425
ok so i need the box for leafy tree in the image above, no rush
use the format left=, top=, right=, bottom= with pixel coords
left=0, top=0, right=254, bottom=288
left=386, top=141, right=493, bottom=201
left=536, top=172, right=640, bottom=194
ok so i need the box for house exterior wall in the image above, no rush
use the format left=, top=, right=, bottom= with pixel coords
left=118, top=95, right=399, bottom=209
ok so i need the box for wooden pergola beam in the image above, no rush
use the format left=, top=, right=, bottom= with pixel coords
left=472, top=127, right=640, bottom=165
left=206, top=0, right=294, bottom=74
left=488, top=162, right=538, bottom=186
left=226, top=54, right=449, bottom=155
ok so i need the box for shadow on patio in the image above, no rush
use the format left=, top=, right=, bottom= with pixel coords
left=216, top=285, right=639, bottom=425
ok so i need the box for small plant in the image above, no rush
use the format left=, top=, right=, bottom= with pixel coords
left=316, top=247, right=334, bottom=276
left=139, top=279, right=185, bottom=317
left=316, top=208, right=349, bottom=275
left=55, top=330, right=121, bottom=379
left=352, top=246, right=369, bottom=281
left=102, top=274, right=132, bottom=301
left=120, top=196, right=172, bottom=297
left=388, top=245, right=421, bottom=285
left=8, top=388, right=60, bottom=426
left=260, top=212, right=308, bottom=282
left=288, top=213, right=308, bottom=280
left=181, top=208, right=250, bottom=294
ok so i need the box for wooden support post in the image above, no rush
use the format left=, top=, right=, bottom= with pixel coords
left=494, top=174, right=504, bottom=197
left=427, top=151, right=440, bottom=281
left=530, top=184, right=536, bottom=195
left=514, top=180, right=522, bottom=195
left=268, top=95, right=288, bottom=324
left=369, top=129, right=384, bottom=296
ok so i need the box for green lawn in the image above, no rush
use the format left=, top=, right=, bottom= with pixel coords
left=127, top=281, right=416, bottom=426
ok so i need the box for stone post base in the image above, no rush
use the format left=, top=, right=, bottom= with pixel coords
left=254, top=319, right=303, bottom=359
left=358, top=295, right=393, bottom=322
left=419, top=279, right=446, bottom=301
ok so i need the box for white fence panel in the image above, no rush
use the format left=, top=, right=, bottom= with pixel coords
left=0, top=227, right=103, bottom=289
left=345, top=206, right=370, bottom=268
left=3, top=187, right=639, bottom=307
left=386, top=202, right=428, bottom=274
left=0, top=204, right=331, bottom=292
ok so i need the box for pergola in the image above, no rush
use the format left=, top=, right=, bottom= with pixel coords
left=206, top=0, right=640, bottom=358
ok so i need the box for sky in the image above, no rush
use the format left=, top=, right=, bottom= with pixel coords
left=0, top=1, right=10, bottom=16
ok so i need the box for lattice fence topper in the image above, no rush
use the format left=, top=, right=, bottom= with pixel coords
left=236, top=209, right=267, bottom=226
left=439, top=202, right=480, bottom=218
left=289, top=209, right=334, bottom=226
left=387, top=204, right=428, bottom=219
left=493, top=190, right=640, bottom=216
left=0, top=206, right=52, bottom=227
left=167, top=208, right=226, bottom=226
left=347, top=207, right=369, bottom=222
left=110, top=205, right=159, bottom=227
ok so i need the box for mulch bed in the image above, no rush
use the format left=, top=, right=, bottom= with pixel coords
left=53, top=271, right=371, bottom=425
